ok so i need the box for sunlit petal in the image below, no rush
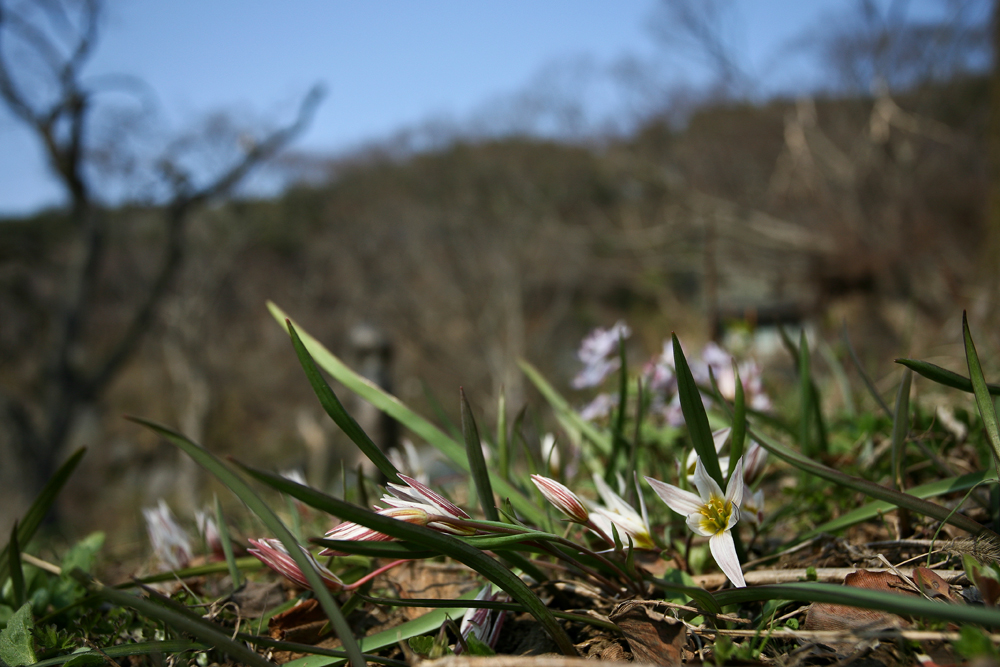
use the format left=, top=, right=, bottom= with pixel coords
left=712, top=427, right=732, bottom=452
left=685, top=511, right=715, bottom=537
left=692, top=458, right=724, bottom=502
left=709, top=530, right=746, bottom=588
left=645, top=476, right=702, bottom=516
left=725, top=457, right=744, bottom=507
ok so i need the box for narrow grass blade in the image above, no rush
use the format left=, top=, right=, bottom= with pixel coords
left=89, top=582, right=275, bottom=667
left=497, top=387, right=510, bottom=482
left=461, top=388, right=499, bottom=522
left=843, top=321, right=893, bottom=418
left=127, top=417, right=366, bottom=667
left=8, top=521, right=24, bottom=608
left=518, top=359, right=611, bottom=455
left=286, top=320, right=401, bottom=485
left=268, top=302, right=543, bottom=525
left=892, top=369, right=913, bottom=490
left=798, top=330, right=813, bottom=456
left=282, top=589, right=483, bottom=667
left=714, top=581, right=1000, bottom=627
left=213, top=494, right=242, bottom=590
left=729, top=362, right=746, bottom=484
left=240, top=464, right=579, bottom=657
left=33, top=641, right=206, bottom=667
left=0, top=447, right=85, bottom=584
left=820, top=340, right=855, bottom=418
left=750, top=425, right=1000, bottom=540
left=127, top=557, right=262, bottom=586
left=964, top=312, right=1000, bottom=465
left=673, top=334, right=724, bottom=487
left=625, top=379, right=644, bottom=497
left=797, top=469, right=999, bottom=542
left=896, top=358, right=1000, bottom=396
left=607, top=334, right=629, bottom=481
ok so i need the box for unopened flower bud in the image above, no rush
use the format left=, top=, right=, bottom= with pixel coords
left=248, top=538, right=344, bottom=592
left=531, top=475, right=589, bottom=523
left=742, top=441, right=768, bottom=486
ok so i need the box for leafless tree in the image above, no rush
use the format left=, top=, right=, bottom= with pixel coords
left=0, top=0, right=321, bottom=497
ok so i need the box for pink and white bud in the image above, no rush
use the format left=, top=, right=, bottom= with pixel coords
left=742, top=489, right=765, bottom=527
left=456, top=586, right=508, bottom=653
left=531, top=475, right=589, bottom=523
left=742, top=441, right=768, bottom=486
left=319, top=507, right=431, bottom=556
left=382, top=475, right=475, bottom=535
left=248, top=538, right=344, bottom=592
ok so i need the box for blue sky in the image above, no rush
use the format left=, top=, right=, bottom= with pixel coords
left=0, top=1, right=959, bottom=216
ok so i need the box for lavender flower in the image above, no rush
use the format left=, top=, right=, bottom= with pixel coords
left=572, top=321, right=631, bottom=389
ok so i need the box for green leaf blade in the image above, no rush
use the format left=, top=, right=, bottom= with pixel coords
left=286, top=320, right=401, bottom=485
left=673, top=334, right=724, bottom=487
left=268, top=302, right=543, bottom=525
left=964, top=312, right=1000, bottom=466
left=460, top=389, right=498, bottom=522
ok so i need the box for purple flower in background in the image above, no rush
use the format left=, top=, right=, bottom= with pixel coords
left=572, top=321, right=631, bottom=389
left=579, top=392, right=616, bottom=421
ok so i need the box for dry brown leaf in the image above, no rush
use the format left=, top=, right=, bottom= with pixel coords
left=912, top=567, right=957, bottom=602
left=805, top=569, right=914, bottom=634
left=268, top=598, right=329, bottom=643
left=609, top=600, right=686, bottom=667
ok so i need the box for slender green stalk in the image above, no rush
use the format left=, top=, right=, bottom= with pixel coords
left=8, top=521, right=24, bottom=609
left=497, top=387, right=510, bottom=482
left=286, top=320, right=401, bottom=484
left=892, top=369, right=912, bottom=490
left=213, top=494, right=242, bottom=590
left=461, top=388, right=499, bottom=522
left=729, top=361, right=746, bottom=484
left=607, top=332, right=629, bottom=482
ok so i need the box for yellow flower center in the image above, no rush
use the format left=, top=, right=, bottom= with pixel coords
left=698, top=496, right=734, bottom=535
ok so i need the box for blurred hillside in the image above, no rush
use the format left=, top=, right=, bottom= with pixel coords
left=0, top=71, right=994, bottom=537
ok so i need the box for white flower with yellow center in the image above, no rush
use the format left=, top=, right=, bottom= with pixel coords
left=646, top=457, right=746, bottom=588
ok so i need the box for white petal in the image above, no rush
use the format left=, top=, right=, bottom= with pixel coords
left=725, top=457, right=745, bottom=507
left=593, top=474, right=632, bottom=516
left=645, top=476, right=702, bottom=516
left=686, top=511, right=715, bottom=537
left=712, top=427, right=732, bottom=452
left=709, top=530, right=746, bottom=588
left=692, top=458, right=724, bottom=502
